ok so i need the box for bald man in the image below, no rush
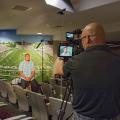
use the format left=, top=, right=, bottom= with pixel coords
left=62, top=23, right=120, bottom=120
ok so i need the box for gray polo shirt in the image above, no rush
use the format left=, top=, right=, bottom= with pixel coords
left=63, top=45, right=120, bottom=119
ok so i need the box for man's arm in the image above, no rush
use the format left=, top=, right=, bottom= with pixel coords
left=29, top=62, right=35, bottom=80
left=53, top=57, right=72, bottom=77
left=19, top=71, right=27, bottom=80
left=29, top=69, right=35, bottom=80
left=19, top=70, right=35, bottom=81
left=53, top=57, right=64, bottom=76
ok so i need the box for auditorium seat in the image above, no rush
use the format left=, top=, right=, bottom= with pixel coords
left=13, top=85, right=29, bottom=111
left=0, top=83, right=33, bottom=120
left=3, top=82, right=17, bottom=104
left=20, top=116, right=34, bottom=120
left=0, top=80, right=7, bottom=98
left=4, top=115, right=27, bottom=120
left=49, top=97, right=73, bottom=120
left=53, top=85, right=67, bottom=99
left=0, top=101, right=8, bottom=107
left=27, top=91, right=49, bottom=120
left=41, top=82, right=54, bottom=97
left=4, top=114, right=34, bottom=120
left=0, top=81, right=9, bottom=107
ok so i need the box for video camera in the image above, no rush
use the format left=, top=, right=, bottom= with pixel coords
left=57, top=29, right=83, bottom=59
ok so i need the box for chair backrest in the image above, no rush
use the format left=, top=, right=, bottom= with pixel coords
left=0, top=80, right=3, bottom=94
left=53, top=85, right=67, bottom=99
left=41, top=83, right=54, bottom=97
left=4, top=82, right=17, bottom=104
left=13, top=85, right=29, bottom=111
left=27, top=91, right=49, bottom=120
left=49, top=97, right=73, bottom=120
left=0, top=80, right=8, bottom=98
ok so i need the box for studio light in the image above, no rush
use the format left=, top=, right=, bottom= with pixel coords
left=45, top=0, right=74, bottom=12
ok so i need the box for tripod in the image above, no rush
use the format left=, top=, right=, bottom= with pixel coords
left=57, top=77, right=73, bottom=120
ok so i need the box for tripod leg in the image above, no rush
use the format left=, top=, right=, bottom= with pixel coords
left=58, top=80, right=72, bottom=120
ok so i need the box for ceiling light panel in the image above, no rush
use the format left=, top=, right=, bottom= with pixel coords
left=45, top=0, right=74, bottom=12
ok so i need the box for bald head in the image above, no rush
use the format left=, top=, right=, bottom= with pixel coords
left=81, top=22, right=106, bottom=49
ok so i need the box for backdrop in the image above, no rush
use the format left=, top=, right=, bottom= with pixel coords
left=0, top=30, right=53, bottom=82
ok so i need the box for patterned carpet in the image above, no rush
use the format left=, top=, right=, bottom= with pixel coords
left=0, top=97, right=32, bottom=119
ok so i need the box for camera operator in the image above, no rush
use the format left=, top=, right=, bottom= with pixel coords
left=56, top=22, right=120, bottom=120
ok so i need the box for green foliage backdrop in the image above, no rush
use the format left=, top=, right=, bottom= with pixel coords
left=0, top=42, right=54, bottom=82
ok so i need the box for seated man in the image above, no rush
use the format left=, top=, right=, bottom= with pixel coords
left=19, top=53, right=43, bottom=94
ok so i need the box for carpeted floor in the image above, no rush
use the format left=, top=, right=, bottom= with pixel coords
left=0, top=97, right=32, bottom=119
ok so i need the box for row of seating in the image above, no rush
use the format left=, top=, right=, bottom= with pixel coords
left=11, top=78, right=72, bottom=100
left=41, top=82, right=72, bottom=101
left=0, top=80, right=73, bottom=120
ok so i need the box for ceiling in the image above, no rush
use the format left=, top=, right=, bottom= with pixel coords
left=0, top=0, right=120, bottom=41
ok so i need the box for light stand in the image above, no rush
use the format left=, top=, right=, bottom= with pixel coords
left=41, top=41, right=44, bottom=82
left=36, top=40, right=44, bottom=82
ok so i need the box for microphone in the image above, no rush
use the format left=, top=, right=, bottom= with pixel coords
left=36, top=39, right=44, bottom=49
